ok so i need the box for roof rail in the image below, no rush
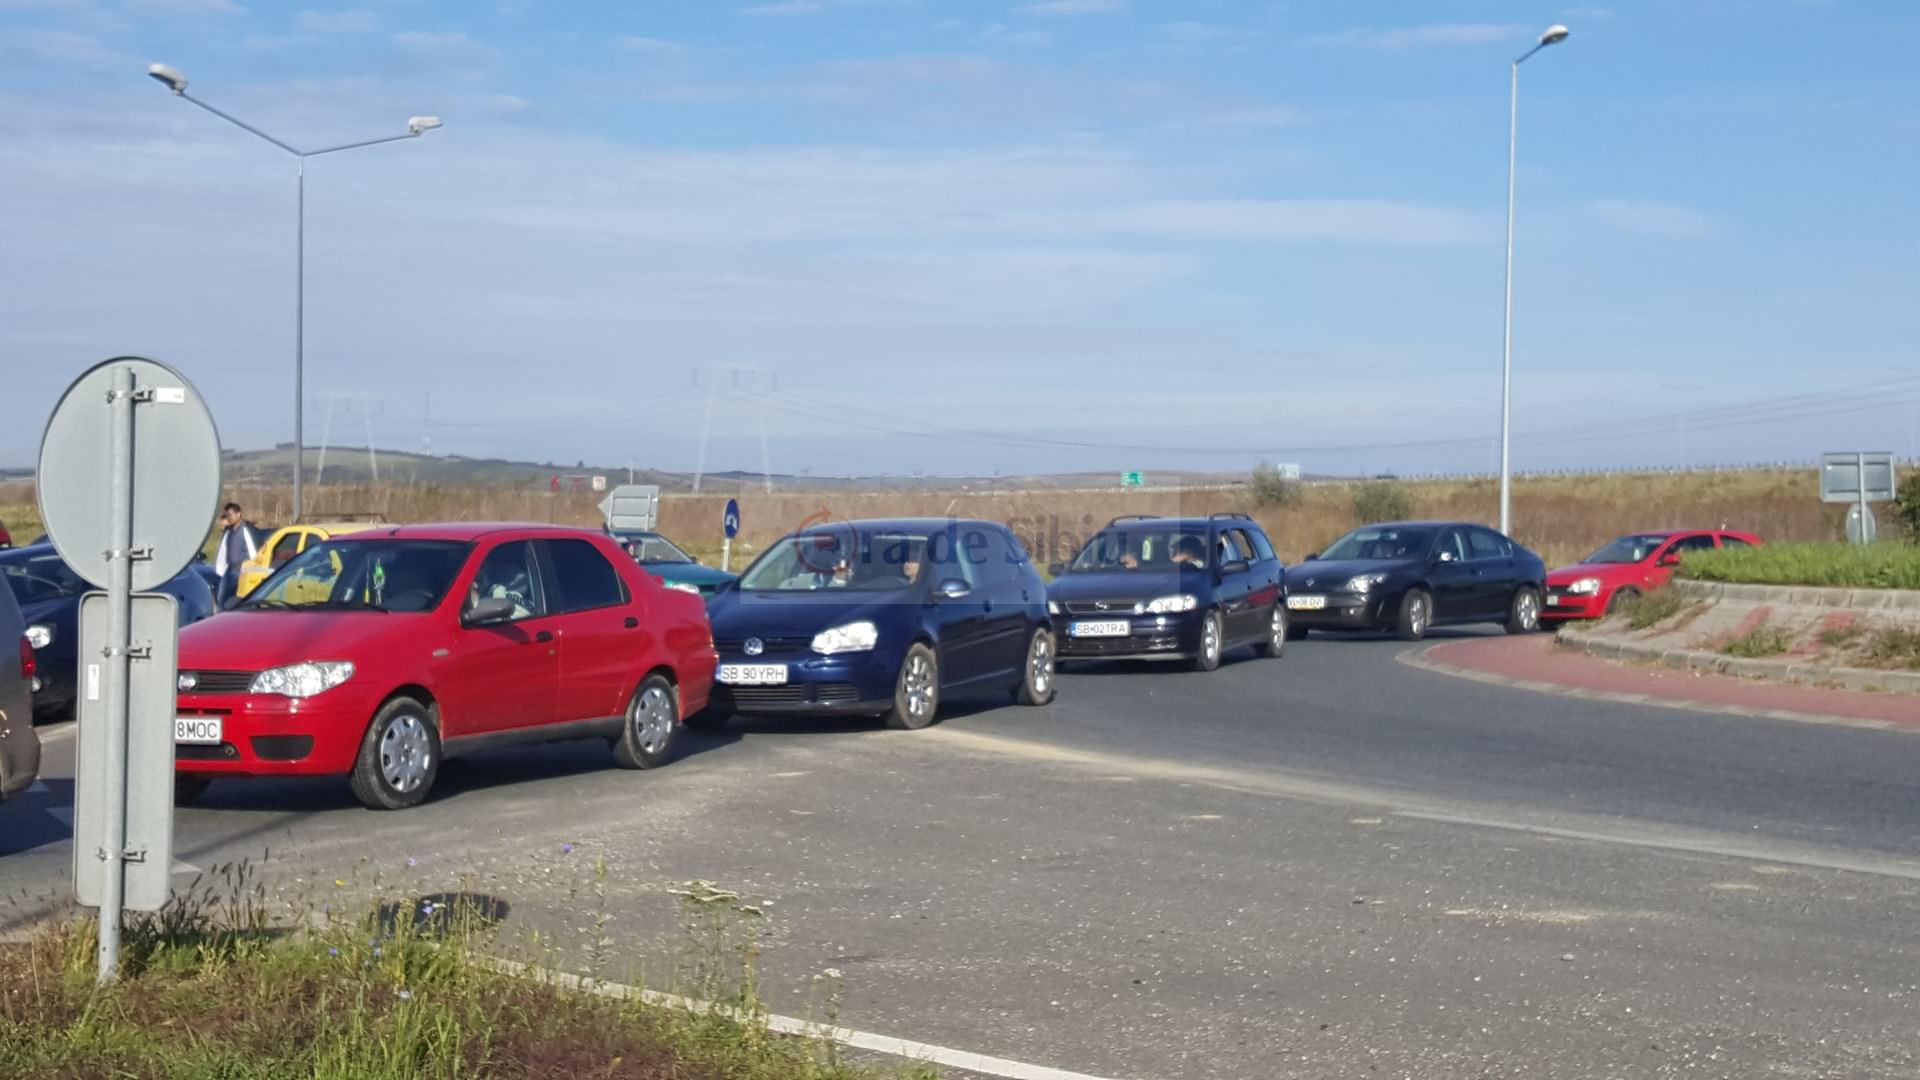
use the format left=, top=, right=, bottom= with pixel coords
left=1207, top=511, right=1252, bottom=521
left=1107, top=514, right=1161, bottom=525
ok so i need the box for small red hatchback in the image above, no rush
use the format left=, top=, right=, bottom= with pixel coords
left=1543, top=529, right=1763, bottom=622
left=174, top=524, right=716, bottom=809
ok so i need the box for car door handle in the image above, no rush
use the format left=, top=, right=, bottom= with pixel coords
left=624, top=616, right=640, bottom=629
left=535, top=630, right=554, bottom=643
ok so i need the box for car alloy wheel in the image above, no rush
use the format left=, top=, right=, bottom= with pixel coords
left=904, top=651, right=935, bottom=719
left=1254, top=605, right=1286, bottom=658
left=1016, top=628, right=1055, bottom=706
left=886, top=644, right=941, bottom=730
left=1396, top=589, right=1430, bottom=642
left=380, top=713, right=433, bottom=795
left=1190, top=610, right=1223, bottom=672
left=1507, top=586, right=1542, bottom=635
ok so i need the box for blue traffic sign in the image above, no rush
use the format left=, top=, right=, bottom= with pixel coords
left=723, top=498, right=741, bottom=539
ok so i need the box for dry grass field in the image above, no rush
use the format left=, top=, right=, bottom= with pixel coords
left=0, top=467, right=1861, bottom=569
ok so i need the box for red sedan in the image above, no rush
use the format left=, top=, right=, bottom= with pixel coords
left=174, top=524, right=716, bottom=809
left=1543, top=529, right=1762, bottom=622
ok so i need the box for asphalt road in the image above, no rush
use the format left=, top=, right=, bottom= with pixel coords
left=5, top=629, right=1920, bottom=1079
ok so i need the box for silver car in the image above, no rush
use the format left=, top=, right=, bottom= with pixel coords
left=0, top=578, right=39, bottom=801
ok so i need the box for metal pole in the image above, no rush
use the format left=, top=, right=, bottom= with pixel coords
left=693, top=381, right=716, bottom=493
left=721, top=537, right=732, bottom=573
left=293, top=159, right=306, bottom=523
left=97, top=364, right=136, bottom=983
left=1498, top=59, right=1521, bottom=536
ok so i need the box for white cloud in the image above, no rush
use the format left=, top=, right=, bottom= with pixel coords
left=983, top=23, right=1051, bottom=47
left=1583, top=199, right=1719, bottom=239
left=1200, top=106, right=1307, bottom=128
left=0, top=27, right=118, bottom=65
left=1560, top=7, right=1614, bottom=19
left=1020, top=0, right=1124, bottom=15
left=618, top=35, right=689, bottom=53
left=740, top=1, right=822, bottom=14
left=1099, top=199, right=1485, bottom=245
left=126, top=0, right=244, bottom=13
left=1306, top=23, right=1527, bottom=49
left=297, top=9, right=379, bottom=34
left=391, top=30, right=501, bottom=62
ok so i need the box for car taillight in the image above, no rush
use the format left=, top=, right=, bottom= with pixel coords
left=18, top=635, right=34, bottom=682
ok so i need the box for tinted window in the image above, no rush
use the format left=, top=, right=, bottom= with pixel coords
left=268, top=533, right=302, bottom=566
left=1, top=552, right=88, bottom=604
left=1436, top=530, right=1469, bottom=563
left=1247, top=528, right=1276, bottom=562
left=1221, top=530, right=1255, bottom=565
left=468, top=541, right=544, bottom=621
left=1322, top=526, right=1435, bottom=561
left=1070, top=526, right=1210, bottom=572
left=1467, top=528, right=1510, bottom=560
left=1720, top=535, right=1752, bottom=549
left=244, top=540, right=468, bottom=613
left=545, top=539, right=627, bottom=612
left=1671, top=535, right=1718, bottom=555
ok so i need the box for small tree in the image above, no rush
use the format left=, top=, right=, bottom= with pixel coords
left=1352, top=479, right=1411, bottom=523
left=1892, top=483, right=1920, bottom=543
left=1249, top=462, right=1301, bottom=509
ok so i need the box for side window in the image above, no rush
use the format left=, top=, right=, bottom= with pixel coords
left=544, top=538, right=627, bottom=613
left=468, top=541, right=544, bottom=621
left=268, top=533, right=301, bottom=566
left=1467, top=528, right=1510, bottom=560
left=1222, top=529, right=1255, bottom=565
left=1719, top=535, right=1752, bottom=549
left=1438, top=530, right=1469, bottom=563
left=1672, top=535, right=1718, bottom=556
left=1247, top=528, right=1277, bottom=563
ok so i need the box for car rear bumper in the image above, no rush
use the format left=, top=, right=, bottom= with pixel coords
left=1056, top=612, right=1202, bottom=659
left=709, top=651, right=898, bottom=716
left=173, top=689, right=374, bottom=777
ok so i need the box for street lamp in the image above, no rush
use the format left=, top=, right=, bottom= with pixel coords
left=1497, top=24, right=1570, bottom=536
left=148, top=63, right=440, bottom=522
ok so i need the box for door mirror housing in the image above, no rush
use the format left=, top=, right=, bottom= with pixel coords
left=1434, top=549, right=1457, bottom=564
left=1658, top=553, right=1681, bottom=567
left=934, top=578, right=972, bottom=601
left=1302, top=552, right=1318, bottom=562
left=1219, top=559, right=1251, bottom=577
left=1047, top=562, right=1066, bottom=578
left=463, top=596, right=516, bottom=627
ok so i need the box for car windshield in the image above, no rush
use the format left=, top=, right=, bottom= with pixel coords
left=739, top=528, right=958, bottom=592
left=618, top=534, right=692, bottom=564
left=1582, top=533, right=1670, bottom=564
left=240, top=539, right=470, bottom=613
left=1320, top=526, right=1435, bottom=561
left=1068, top=526, right=1210, bottom=572
left=0, top=552, right=88, bottom=604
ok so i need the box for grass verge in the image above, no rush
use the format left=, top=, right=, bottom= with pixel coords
left=0, top=884, right=933, bottom=1080
left=1678, top=543, right=1920, bottom=590
left=1721, top=625, right=1794, bottom=659
left=1623, top=589, right=1689, bottom=631
left=1866, top=627, right=1920, bottom=671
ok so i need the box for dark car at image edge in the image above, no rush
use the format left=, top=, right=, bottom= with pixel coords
left=1283, top=520, right=1546, bottom=640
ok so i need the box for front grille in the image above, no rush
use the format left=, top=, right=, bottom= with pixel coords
left=714, top=637, right=812, bottom=656
left=1062, top=600, right=1143, bottom=616
left=250, top=735, right=315, bottom=761
left=180, top=670, right=258, bottom=694
left=178, top=742, right=241, bottom=761
left=1059, top=633, right=1181, bottom=656
left=717, top=682, right=863, bottom=710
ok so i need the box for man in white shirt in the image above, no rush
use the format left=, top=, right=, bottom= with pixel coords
left=213, top=501, right=260, bottom=607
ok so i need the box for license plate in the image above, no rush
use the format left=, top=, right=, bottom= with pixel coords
left=175, top=717, right=222, bottom=745
left=718, top=663, right=788, bottom=686
left=1547, top=593, right=1568, bottom=605
left=1286, top=594, right=1326, bottom=611
left=1070, top=620, right=1130, bottom=638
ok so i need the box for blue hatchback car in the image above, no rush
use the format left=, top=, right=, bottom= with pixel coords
left=700, top=518, right=1055, bottom=730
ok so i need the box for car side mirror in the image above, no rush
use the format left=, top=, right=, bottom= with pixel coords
left=1658, top=553, right=1681, bottom=567
left=1047, top=562, right=1066, bottom=577
left=1435, top=550, right=1457, bottom=564
left=1220, top=559, right=1250, bottom=577
left=935, top=578, right=972, bottom=601
left=462, top=596, right=516, bottom=627
left=1303, top=552, right=1318, bottom=561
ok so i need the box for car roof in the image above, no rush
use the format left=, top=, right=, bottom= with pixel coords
left=279, top=521, right=385, bottom=536
left=324, top=522, right=608, bottom=542
left=794, top=517, right=1007, bottom=533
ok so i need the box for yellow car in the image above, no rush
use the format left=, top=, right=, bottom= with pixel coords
left=235, top=517, right=387, bottom=598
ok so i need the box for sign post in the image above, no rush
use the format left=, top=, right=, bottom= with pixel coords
left=722, top=498, right=741, bottom=572
left=598, top=484, right=661, bottom=533
left=37, top=357, right=221, bottom=984
left=1820, top=451, right=1897, bottom=546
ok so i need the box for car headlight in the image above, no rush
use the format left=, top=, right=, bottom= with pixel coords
left=667, top=581, right=702, bottom=595
left=1047, top=600, right=1061, bottom=615
left=249, top=661, right=356, bottom=698
left=1344, top=573, right=1389, bottom=592
left=1144, top=594, right=1197, bottom=614
left=811, top=620, right=878, bottom=655
left=24, top=625, right=51, bottom=650
left=1566, top=577, right=1602, bottom=595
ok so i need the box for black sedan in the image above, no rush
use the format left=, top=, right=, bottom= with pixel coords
left=1283, top=521, right=1545, bottom=640
left=1, top=540, right=218, bottom=718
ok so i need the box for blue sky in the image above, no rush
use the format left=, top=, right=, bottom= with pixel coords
left=2, top=0, right=1917, bottom=478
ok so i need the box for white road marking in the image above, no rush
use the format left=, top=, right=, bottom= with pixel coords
left=481, top=956, right=1131, bottom=1080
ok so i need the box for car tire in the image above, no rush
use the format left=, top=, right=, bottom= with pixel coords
left=612, top=674, right=677, bottom=770
left=882, top=642, right=940, bottom=730
left=685, top=708, right=733, bottom=733
left=1013, top=627, right=1056, bottom=706
left=1506, top=586, right=1543, bottom=635
left=1189, top=610, right=1224, bottom=672
left=348, top=696, right=440, bottom=811
left=1605, top=588, right=1639, bottom=616
left=1252, top=605, right=1288, bottom=658
left=1395, top=589, right=1431, bottom=642
left=174, top=776, right=211, bottom=806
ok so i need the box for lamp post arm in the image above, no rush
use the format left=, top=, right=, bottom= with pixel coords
left=305, top=132, right=422, bottom=158
left=177, top=92, right=301, bottom=156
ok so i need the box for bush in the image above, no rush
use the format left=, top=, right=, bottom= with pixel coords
left=1249, top=462, right=1301, bottom=509
left=1678, top=543, right=1920, bottom=590
left=1351, top=480, right=1411, bottom=524
left=1892, top=484, right=1920, bottom=542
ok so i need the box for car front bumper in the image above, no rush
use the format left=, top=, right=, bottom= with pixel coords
left=1055, top=611, right=1203, bottom=660
left=1285, top=592, right=1388, bottom=630
left=173, top=688, right=378, bottom=777
left=708, top=650, right=898, bottom=716
left=1542, top=588, right=1604, bottom=620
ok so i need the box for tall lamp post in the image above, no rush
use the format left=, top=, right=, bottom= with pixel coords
left=1498, top=25, right=1569, bottom=536
left=147, top=63, right=440, bottom=522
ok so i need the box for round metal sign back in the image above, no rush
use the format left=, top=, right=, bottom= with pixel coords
left=37, top=357, right=222, bottom=591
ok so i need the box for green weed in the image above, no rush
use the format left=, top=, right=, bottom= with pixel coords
left=1866, top=627, right=1920, bottom=670
left=1624, top=589, right=1688, bottom=630
left=1722, top=625, right=1794, bottom=659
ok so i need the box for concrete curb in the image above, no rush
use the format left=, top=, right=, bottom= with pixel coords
left=1559, top=624, right=1920, bottom=696
left=1669, top=579, right=1920, bottom=612
left=1397, top=647, right=1901, bottom=733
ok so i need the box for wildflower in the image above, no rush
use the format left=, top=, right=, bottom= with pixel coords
left=373, top=947, right=383, bottom=958
left=328, top=947, right=339, bottom=958
left=562, top=843, right=575, bottom=854
left=334, top=879, right=345, bottom=887
left=406, top=858, right=417, bottom=867
left=397, top=989, right=412, bottom=1001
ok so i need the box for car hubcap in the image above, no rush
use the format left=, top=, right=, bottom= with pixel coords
left=1204, top=617, right=1219, bottom=661
left=1412, top=598, right=1427, bottom=635
left=380, top=713, right=431, bottom=793
left=1030, top=634, right=1053, bottom=696
left=1270, top=608, right=1284, bottom=644
left=633, top=685, right=672, bottom=754
left=905, top=653, right=935, bottom=719
left=1520, top=592, right=1539, bottom=629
